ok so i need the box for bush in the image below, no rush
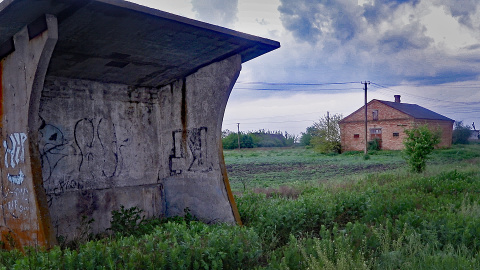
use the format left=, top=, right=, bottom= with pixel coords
left=452, top=121, right=472, bottom=144
left=222, top=132, right=255, bottom=149
left=312, top=136, right=342, bottom=154
left=368, top=138, right=381, bottom=151
left=403, top=125, right=441, bottom=173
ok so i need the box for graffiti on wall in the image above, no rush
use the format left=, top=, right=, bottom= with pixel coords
left=74, top=118, right=127, bottom=178
left=169, top=127, right=212, bottom=175
left=39, top=123, right=76, bottom=182
left=5, top=187, right=29, bottom=218
left=39, top=118, right=129, bottom=201
left=3, top=133, right=27, bottom=185
left=1, top=133, right=30, bottom=218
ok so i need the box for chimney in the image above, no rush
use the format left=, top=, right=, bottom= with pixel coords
left=394, top=95, right=401, bottom=103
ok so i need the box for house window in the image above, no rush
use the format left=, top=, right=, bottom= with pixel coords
left=354, top=134, right=360, bottom=138
left=372, top=110, right=378, bottom=121
left=393, top=132, right=399, bottom=137
left=370, top=128, right=382, bottom=134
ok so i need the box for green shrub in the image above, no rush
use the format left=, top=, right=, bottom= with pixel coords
left=109, top=205, right=151, bottom=237
left=368, top=138, right=381, bottom=151
left=403, top=125, right=441, bottom=173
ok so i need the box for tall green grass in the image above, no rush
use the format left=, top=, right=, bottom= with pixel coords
left=236, top=168, right=480, bottom=269
left=0, top=145, right=479, bottom=269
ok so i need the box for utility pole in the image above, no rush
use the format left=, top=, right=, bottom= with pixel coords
left=237, top=123, right=241, bottom=150
left=326, top=111, right=330, bottom=139
left=363, top=81, right=370, bottom=155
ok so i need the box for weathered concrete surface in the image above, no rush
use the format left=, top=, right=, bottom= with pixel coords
left=161, top=55, right=241, bottom=224
left=0, top=14, right=58, bottom=249
left=39, top=55, right=241, bottom=237
left=0, top=0, right=279, bottom=248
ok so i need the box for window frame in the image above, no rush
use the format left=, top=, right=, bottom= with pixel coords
left=372, top=110, right=379, bottom=121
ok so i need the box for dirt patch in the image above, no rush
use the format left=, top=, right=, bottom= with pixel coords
left=226, top=162, right=401, bottom=180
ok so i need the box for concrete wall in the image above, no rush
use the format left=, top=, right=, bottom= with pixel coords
left=0, top=14, right=57, bottom=249
left=39, top=55, right=241, bottom=239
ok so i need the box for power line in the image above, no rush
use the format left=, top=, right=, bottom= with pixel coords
left=371, top=83, right=480, bottom=105
left=225, top=111, right=328, bottom=121
left=233, top=87, right=363, bottom=91
left=235, top=81, right=360, bottom=86
left=224, top=119, right=316, bottom=125
left=232, top=81, right=364, bottom=91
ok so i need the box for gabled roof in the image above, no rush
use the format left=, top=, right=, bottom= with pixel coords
left=377, top=100, right=454, bottom=122
left=340, top=99, right=454, bottom=123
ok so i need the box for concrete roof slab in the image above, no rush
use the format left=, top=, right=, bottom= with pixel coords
left=0, top=0, right=280, bottom=87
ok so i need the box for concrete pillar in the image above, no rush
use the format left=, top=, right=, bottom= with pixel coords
left=161, top=55, right=242, bottom=224
left=0, top=14, right=58, bottom=249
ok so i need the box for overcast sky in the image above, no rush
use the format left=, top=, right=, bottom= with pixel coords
left=132, top=0, right=480, bottom=135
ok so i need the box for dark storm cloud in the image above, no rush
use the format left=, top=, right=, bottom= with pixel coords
left=278, top=0, right=361, bottom=44
left=191, top=0, right=238, bottom=27
left=363, top=0, right=420, bottom=24
left=278, top=0, right=425, bottom=47
left=407, top=70, right=480, bottom=85
left=276, top=0, right=479, bottom=85
left=379, top=23, right=433, bottom=53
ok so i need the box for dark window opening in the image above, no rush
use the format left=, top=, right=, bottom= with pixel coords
left=354, top=134, right=360, bottom=138
left=372, top=110, right=379, bottom=121
left=393, top=132, right=399, bottom=137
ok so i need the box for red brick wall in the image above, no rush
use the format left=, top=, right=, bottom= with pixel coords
left=413, top=119, right=453, bottom=149
left=340, top=100, right=453, bottom=152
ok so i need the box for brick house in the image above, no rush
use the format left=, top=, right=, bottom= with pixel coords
left=339, top=95, right=454, bottom=152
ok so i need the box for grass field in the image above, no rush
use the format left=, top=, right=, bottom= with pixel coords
left=225, top=144, right=480, bottom=192
left=1, top=144, right=480, bottom=269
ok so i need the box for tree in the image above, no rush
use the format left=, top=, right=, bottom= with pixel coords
left=452, top=121, right=471, bottom=144
left=403, top=125, right=441, bottom=173
left=222, top=132, right=255, bottom=149
left=299, top=126, right=318, bottom=146
left=221, top=130, right=295, bottom=149
left=307, top=113, right=343, bottom=154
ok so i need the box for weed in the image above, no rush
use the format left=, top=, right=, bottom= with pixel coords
left=109, top=205, right=153, bottom=237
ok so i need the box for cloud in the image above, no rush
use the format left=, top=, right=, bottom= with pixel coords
left=191, top=0, right=239, bottom=27
left=379, top=22, right=432, bottom=53
left=278, top=0, right=362, bottom=45
left=437, top=0, right=479, bottom=28
left=272, top=0, right=480, bottom=86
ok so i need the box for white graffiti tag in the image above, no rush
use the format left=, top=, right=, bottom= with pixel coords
left=4, top=133, right=27, bottom=169
left=7, top=169, right=25, bottom=185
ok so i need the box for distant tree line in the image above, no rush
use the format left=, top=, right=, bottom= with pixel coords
left=222, top=130, right=296, bottom=149
left=223, top=117, right=476, bottom=151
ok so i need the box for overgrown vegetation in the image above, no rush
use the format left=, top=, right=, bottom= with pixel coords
left=1, top=146, right=480, bottom=269
left=403, top=124, right=441, bottom=173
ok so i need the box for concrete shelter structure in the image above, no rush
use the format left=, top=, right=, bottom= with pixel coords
left=340, top=96, right=454, bottom=152
left=0, top=0, right=279, bottom=248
